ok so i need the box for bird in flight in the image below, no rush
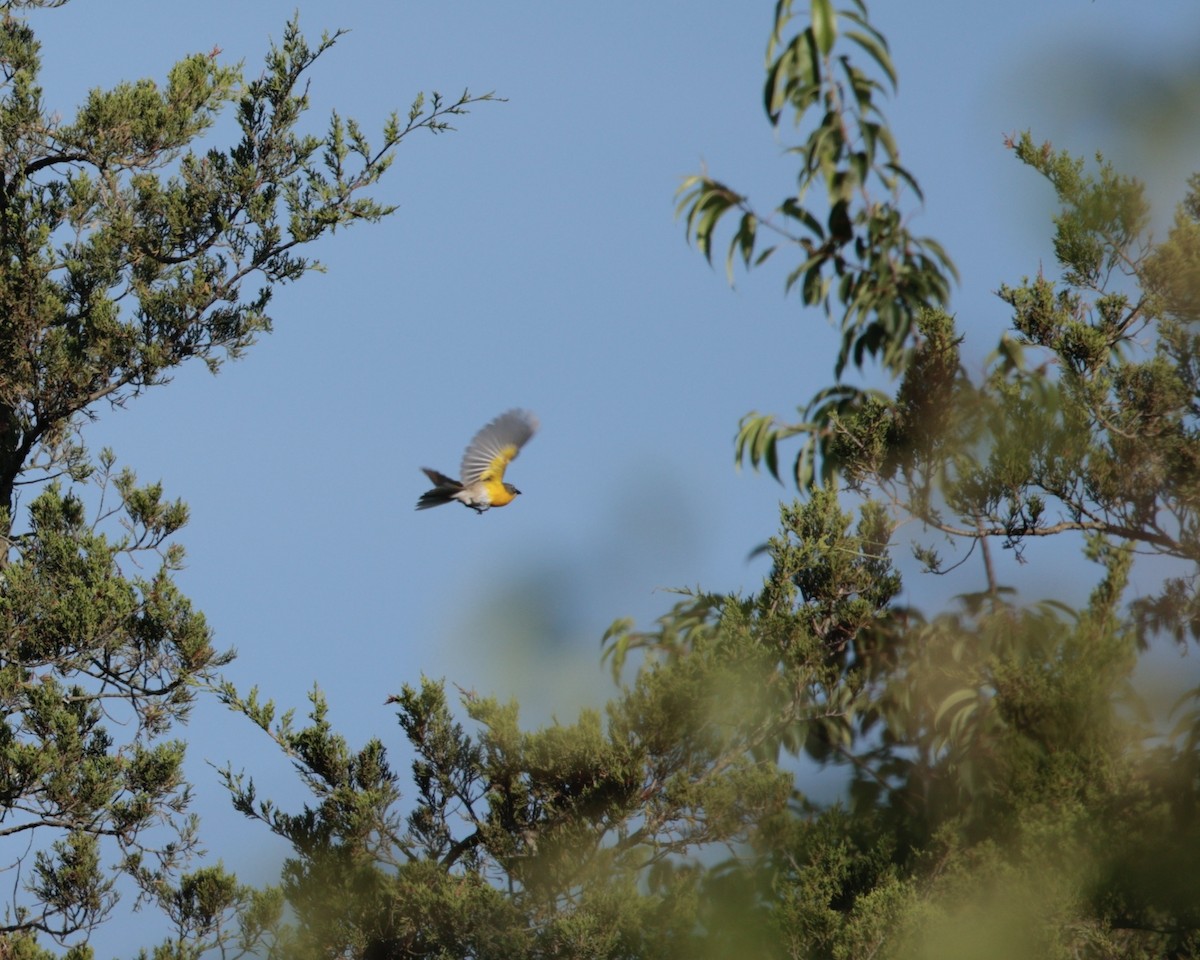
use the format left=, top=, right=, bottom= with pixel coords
left=416, top=409, right=539, bottom=514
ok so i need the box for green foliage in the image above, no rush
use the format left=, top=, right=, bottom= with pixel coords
left=680, top=0, right=958, bottom=371
left=733, top=124, right=1200, bottom=955
left=0, top=472, right=220, bottom=942
left=681, top=0, right=955, bottom=488
left=708, top=30, right=1200, bottom=959
left=216, top=490, right=908, bottom=955
left=216, top=660, right=797, bottom=957
left=0, top=2, right=494, bottom=954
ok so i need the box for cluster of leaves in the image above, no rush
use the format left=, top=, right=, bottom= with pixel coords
left=827, top=133, right=1200, bottom=631
left=213, top=606, right=813, bottom=958
left=677, top=0, right=955, bottom=489
left=0, top=458, right=220, bottom=946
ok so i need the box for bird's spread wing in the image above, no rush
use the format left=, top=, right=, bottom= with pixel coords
left=460, top=409, right=539, bottom=484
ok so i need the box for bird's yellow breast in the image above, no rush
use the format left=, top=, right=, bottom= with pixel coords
left=483, top=480, right=517, bottom=508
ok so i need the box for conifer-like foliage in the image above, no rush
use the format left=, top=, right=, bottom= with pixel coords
left=0, top=2, right=492, bottom=955
left=220, top=3, right=1199, bottom=958
left=4, top=0, right=1194, bottom=956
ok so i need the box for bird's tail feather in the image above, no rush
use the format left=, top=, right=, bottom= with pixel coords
left=421, top=468, right=457, bottom=486
left=416, top=467, right=462, bottom=510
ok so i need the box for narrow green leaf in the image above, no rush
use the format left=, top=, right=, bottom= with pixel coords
left=875, top=119, right=900, bottom=165
left=754, top=245, right=778, bottom=266
left=728, top=211, right=758, bottom=280
left=934, top=687, right=979, bottom=728
left=780, top=197, right=825, bottom=238
left=784, top=250, right=828, bottom=296
left=845, top=28, right=897, bottom=89
left=885, top=161, right=924, bottom=201
left=766, top=28, right=823, bottom=127
left=795, top=438, right=815, bottom=489
left=810, top=0, right=837, bottom=56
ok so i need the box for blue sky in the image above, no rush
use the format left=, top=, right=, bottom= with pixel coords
left=18, top=0, right=1200, bottom=950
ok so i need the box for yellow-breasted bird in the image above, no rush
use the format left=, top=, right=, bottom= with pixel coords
left=416, top=409, right=539, bottom=514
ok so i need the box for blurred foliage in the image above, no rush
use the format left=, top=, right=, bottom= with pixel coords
left=0, top=2, right=493, bottom=956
